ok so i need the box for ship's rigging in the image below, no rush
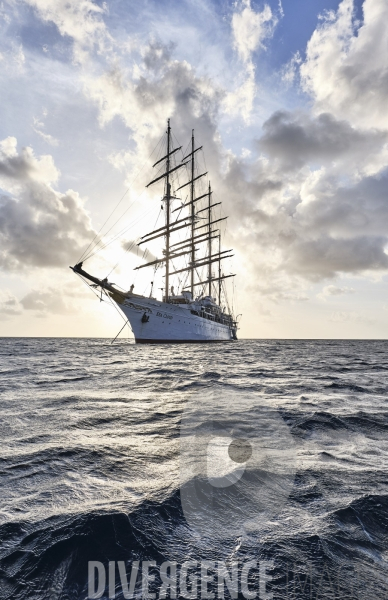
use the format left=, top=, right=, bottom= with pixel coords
left=133, top=119, right=235, bottom=306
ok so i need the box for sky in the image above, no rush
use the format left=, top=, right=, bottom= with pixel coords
left=0, top=0, right=388, bottom=339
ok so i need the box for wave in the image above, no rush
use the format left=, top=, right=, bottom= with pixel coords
left=0, top=490, right=185, bottom=600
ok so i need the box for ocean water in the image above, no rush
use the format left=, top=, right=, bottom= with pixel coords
left=0, top=338, right=387, bottom=600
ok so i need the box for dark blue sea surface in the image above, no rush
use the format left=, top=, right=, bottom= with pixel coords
left=0, top=338, right=387, bottom=599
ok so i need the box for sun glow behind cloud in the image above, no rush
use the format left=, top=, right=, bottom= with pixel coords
left=0, top=0, right=388, bottom=338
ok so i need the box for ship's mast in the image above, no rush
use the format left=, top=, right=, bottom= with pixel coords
left=165, top=119, right=171, bottom=302
left=208, top=182, right=212, bottom=297
left=190, top=130, right=195, bottom=297
left=143, top=119, right=187, bottom=301
left=218, top=234, right=222, bottom=305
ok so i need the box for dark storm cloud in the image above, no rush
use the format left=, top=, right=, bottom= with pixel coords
left=284, top=235, right=388, bottom=279
left=217, top=138, right=388, bottom=284
left=259, top=111, right=388, bottom=169
left=277, top=169, right=388, bottom=279
left=298, top=169, right=388, bottom=238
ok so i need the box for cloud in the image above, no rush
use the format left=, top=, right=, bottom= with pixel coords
left=231, top=1, right=277, bottom=64
left=300, top=0, right=388, bottom=129
left=83, top=38, right=225, bottom=182
left=281, top=51, right=302, bottom=85
left=222, top=72, right=256, bottom=122
left=328, top=310, right=374, bottom=324
left=120, top=239, right=158, bottom=264
left=318, top=284, right=355, bottom=299
left=33, top=128, right=59, bottom=146
left=293, top=236, right=388, bottom=278
left=259, top=110, right=388, bottom=171
left=219, top=138, right=388, bottom=289
left=11, top=280, right=95, bottom=317
left=0, top=43, right=26, bottom=73
left=0, top=278, right=98, bottom=320
left=84, top=44, right=185, bottom=131
left=24, top=0, right=110, bottom=64
left=0, top=290, right=22, bottom=320
left=0, top=136, right=58, bottom=184
left=21, top=288, right=70, bottom=315
left=295, top=168, right=388, bottom=239
left=224, top=1, right=279, bottom=121
left=0, top=137, right=94, bottom=270
left=32, top=116, right=59, bottom=146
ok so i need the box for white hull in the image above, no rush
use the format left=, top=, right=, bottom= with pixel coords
left=117, top=295, right=234, bottom=343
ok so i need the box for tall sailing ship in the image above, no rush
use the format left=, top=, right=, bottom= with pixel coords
left=71, top=120, right=240, bottom=343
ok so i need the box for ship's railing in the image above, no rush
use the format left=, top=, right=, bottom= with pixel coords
left=194, top=308, right=232, bottom=325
